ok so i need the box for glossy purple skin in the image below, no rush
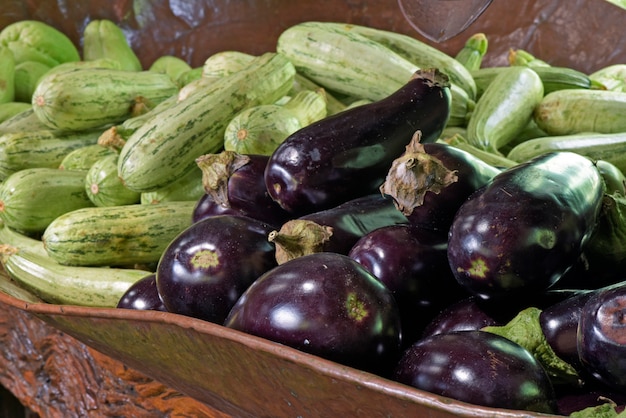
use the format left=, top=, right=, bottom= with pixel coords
left=264, top=70, right=451, bottom=216
left=116, top=273, right=167, bottom=312
left=193, top=155, right=292, bottom=228
left=156, top=215, right=277, bottom=324
left=578, top=281, right=626, bottom=391
left=539, top=289, right=593, bottom=370
left=405, top=143, right=501, bottom=233
left=447, top=152, right=604, bottom=300
left=348, top=224, right=467, bottom=344
left=299, top=194, right=408, bottom=255
left=224, top=252, right=402, bottom=375
left=393, top=330, right=557, bottom=414
left=421, top=296, right=501, bottom=339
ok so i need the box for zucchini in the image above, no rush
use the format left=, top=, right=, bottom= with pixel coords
left=0, top=128, right=102, bottom=177
left=0, top=168, right=93, bottom=234
left=0, top=107, right=48, bottom=134
left=13, top=60, right=51, bottom=102
left=0, top=47, right=15, bottom=104
left=202, top=50, right=255, bottom=78
left=0, top=102, right=31, bottom=124
left=140, top=166, right=204, bottom=205
left=454, top=33, right=488, bottom=72
left=149, top=55, right=192, bottom=85
left=466, top=66, right=544, bottom=153
left=0, top=245, right=151, bottom=307
left=42, top=201, right=196, bottom=267
left=40, top=58, right=123, bottom=80
left=534, top=89, right=626, bottom=136
left=0, top=222, right=47, bottom=257
left=82, top=19, right=143, bottom=72
left=32, top=67, right=179, bottom=131
left=85, top=154, right=141, bottom=207
left=507, top=132, right=626, bottom=174
left=590, top=64, right=626, bottom=92
left=59, top=144, right=116, bottom=171
left=291, top=73, right=347, bottom=115
left=118, top=52, right=295, bottom=193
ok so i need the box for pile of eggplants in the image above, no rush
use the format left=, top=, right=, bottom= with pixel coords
left=115, top=69, right=626, bottom=416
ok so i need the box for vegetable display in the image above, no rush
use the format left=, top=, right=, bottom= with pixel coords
left=1, top=17, right=626, bottom=418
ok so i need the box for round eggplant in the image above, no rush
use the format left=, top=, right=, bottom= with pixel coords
left=156, top=214, right=277, bottom=323
left=393, top=330, right=557, bottom=414
left=224, top=252, right=402, bottom=375
left=264, top=69, right=451, bottom=216
left=116, top=273, right=167, bottom=312
left=420, top=296, right=502, bottom=338
left=447, top=152, right=605, bottom=300
left=577, top=281, right=626, bottom=391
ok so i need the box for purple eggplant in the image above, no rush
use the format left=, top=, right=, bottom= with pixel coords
left=381, top=135, right=501, bottom=233
left=224, top=252, right=402, bottom=376
left=268, top=194, right=408, bottom=264
left=116, top=273, right=167, bottom=312
left=156, top=214, right=277, bottom=324
left=264, top=69, right=451, bottom=216
left=447, top=152, right=605, bottom=300
left=393, top=330, right=557, bottom=414
left=421, top=296, right=502, bottom=338
left=194, top=151, right=292, bottom=227
left=348, top=223, right=467, bottom=344
left=577, top=281, right=626, bottom=391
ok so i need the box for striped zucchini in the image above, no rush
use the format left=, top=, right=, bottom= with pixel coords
left=149, top=55, right=192, bottom=85
left=590, top=64, right=626, bottom=92
left=0, top=102, right=31, bottom=124
left=202, top=50, right=255, bottom=78
left=0, top=222, right=47, bottom=257
left=0, top=128, right=102, bottom=177
left=455, top=33, right=488, bottom=72
left=534, top=89, right=626, bottom=136
left=41, top=58, right=123, bottom=79
left=82, top=19, right=143, bottom=72
left=0, top=245, right=151, bottom=307
left=32, top=67, right=179, bottom=131
left=291, top=73, right=347, bottom=115
left=118, top=52, right=295, bottom=193
left=0, top=108, right=48, bottom=134
left=13, top=60, right=51, bottom=102
left=140, top=166, right=205, bottom=205
left=42, top=201, right=196, bottom=267
left=0, top=168, right=93, bottom=234
left=0, top=47, right=15, bottom=104
left=507, top=132, right=626, bottom=174
left=466, top=66, right=544, bottom=153
left=85, top=154, right=141, bottom=207
left=59, top=144, right=116, bottom=171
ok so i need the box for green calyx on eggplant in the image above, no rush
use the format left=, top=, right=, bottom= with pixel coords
left=264, top=68, right=451, bottom=216
left=447, top=151, right=605, bottom=300
left=380, top=131, right=501, bottom=232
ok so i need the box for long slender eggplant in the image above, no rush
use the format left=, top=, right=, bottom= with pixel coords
left=447, top=152, right=605, bottom=300
left=194, top=151, right=292, bottom=227
left=264, top=68, right=451, bottom=216
left=268, top=194, right=408, bottom=264
left=381, top=132, right=501, bottom=233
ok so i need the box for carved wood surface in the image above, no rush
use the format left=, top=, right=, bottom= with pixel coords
left=0, top=304, right=230, bottom=418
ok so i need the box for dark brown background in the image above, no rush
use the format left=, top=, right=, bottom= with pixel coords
left=1, top=0, right=625, bottom=74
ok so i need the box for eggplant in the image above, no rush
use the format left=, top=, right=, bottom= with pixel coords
left=393, top=330, right=558, bottom=414
left=420, top=296, right=502, bottom=338
left=348, top=223, right=467, bottom=345
left=116, top=273, right=167, bottom=312
left=577, top=280, right=626, bottom=391
left=447, top=151, right=605, bottom=300
left=381, top=134, right=501, bottom=233
left=264, top=69, right=451, bottom=216
left=224, top=252, right=402, bottom=376
left=268, top=194, right=408, bottom=264
left=194, top=151, right=292, bottom=227
left=156, top=214, right=277, bottom=324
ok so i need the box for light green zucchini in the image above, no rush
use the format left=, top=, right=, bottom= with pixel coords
left=0, top=245, right=151, bottom=307
left=590, top=64, right=626, bottom=92
left=82, top=19, right=143, bottom=72
left=0, top=102, right=31, bottom=124
left=223, top=89, right=327, bottom=155
left=13, top=60, right=51, bottom=102
left=202, top=50, right=255, bottom=78
left=32, top=67, right=179, bottom=131
left=118, top=52, right=295, bottom=193
left=0, top=128, right=102, bottom=177
left=177, top=67, right=203, bottom=86
left=291, top=73, right=347, bottom=115
left=466, top=66, right=544, bottom=153
left=149, top=55, right=192, bottom=85
left=455, top=33, right=488, bottom=72
left=140, top=166, right=204, bottom=205
left=507, top=132, right=626, bottom=174
left=0, top=222, right=47, bottom=257
left=85, top=154, right=141, bottom=207
left=42, top=201, right=196, bottom=267
left=0, top=168, right=93, bottom=234
left=39, top=58, right=123, bottom=80
left=0, top=47, right=15, bottom=104
left=59, top=144, right=117, bottom=171
left=534, top=89, right=626, bottom=136
left=0, top=107, right=48, bottom=134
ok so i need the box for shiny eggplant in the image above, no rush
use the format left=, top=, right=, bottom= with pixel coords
left=393, top=330, right=558, bottom=414
left=194, top=151, right=291, bottom=227
left=447, top=152, right=605, bottom=300
left=578, top=280, right=626, bottom=391
left=268, top=194, right=408, bottom=264
left=116, top=273, right=167, bottom=312
left=264, top=69, right=451, bottom=216
left=224, top=252, right=402, bottom=376
left=156, top=214, right=277, bottom=324
left=348, top=223, right=467, bottom=344
left=421, top=296, right=502, bottom=338
left=381, top=134, right=501, bottom=233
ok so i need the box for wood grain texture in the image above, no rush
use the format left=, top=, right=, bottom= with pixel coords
left=0, top=305, right=230, bottom=418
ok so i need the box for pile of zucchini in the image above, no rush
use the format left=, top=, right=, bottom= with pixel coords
left=0, top=19, right=622, bottom=316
